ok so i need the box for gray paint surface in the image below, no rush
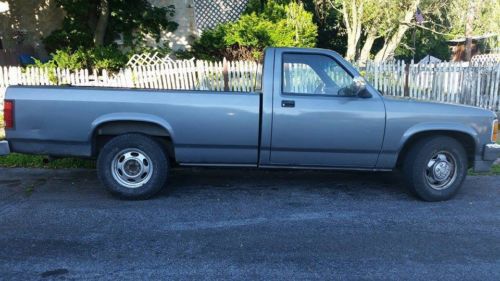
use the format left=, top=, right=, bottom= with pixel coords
left=3, top=47, right=498, bottom=170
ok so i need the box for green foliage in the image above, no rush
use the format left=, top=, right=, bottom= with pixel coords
left=271, top=2, right=318, bottom=47
left=38, top=48, right=88, bottom=71
left=106, top=0, right=177, bottom=46
left=447, top=0, right=499, bottom=38
left=43, top=20, right=94, bottom=52
left=0, top=153, right=95, bottom=169
left=88, top=46, right=129, bottom=71
left=446, top=0, right=500, bottom=52
left=190, top=25, right=228, bottom=60
left=32, top=46, right=128, bottom=84
left=43, top=0, right=177, bottom=52
left=43, top=0, right=95, bottom=52
left=224, top=13, right=274, bottom=58
left=191, top=1, right=317, bottom=60
left=395, top=29, right=451, bottom=62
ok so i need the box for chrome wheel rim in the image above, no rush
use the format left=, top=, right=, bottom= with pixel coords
left=425, top=151, right=457, bottom=190
left=111, top=148, right=153, bottom=189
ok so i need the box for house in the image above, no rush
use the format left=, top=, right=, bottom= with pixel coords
left=0, top=0, right=249, bottom=65
left=0, top=0, right=64, bottom=65
left=447, top=33, right=499, bottom=62
left=146, top=0, right=249, bottom=50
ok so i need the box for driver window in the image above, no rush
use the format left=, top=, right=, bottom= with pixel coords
left=282, top=53, right=353, bottom=95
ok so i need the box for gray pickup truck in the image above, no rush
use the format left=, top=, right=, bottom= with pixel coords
left=1, top=47, right=499, bottom=201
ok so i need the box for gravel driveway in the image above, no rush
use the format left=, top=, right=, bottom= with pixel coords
left=0, top=167, right=499, bottom=280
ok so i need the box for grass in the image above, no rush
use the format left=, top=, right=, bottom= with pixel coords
left=0, top=153, right=95, bottom=169
left=491, top=164, right=500, bottom=174
left=0, top=113, right=4, bottom=140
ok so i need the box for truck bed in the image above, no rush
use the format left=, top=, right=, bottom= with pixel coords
left=6, top=86, right=261, bottom=165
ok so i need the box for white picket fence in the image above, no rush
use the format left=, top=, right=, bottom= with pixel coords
left=364, top=61, right=500, bottom=111
left=0, top=59, right=263, bottom=92
left=0, top=59, right=499, bottom=112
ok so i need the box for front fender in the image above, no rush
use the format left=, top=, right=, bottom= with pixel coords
left=398, top=122, right=479, bottom=153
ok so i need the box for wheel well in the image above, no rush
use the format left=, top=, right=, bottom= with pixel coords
left=92, top=121, right=175, bottom=162
left=396, top=131, right=475, bottom=168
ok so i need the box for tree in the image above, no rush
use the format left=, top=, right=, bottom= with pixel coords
left=339, top=0, right=363, bottom=61
left=324, top=0, right=418, bottom=63
left=43, top=0, right=177, bottom=52
left=448, top=0, right=499, bottom=59
left=464, top=1, right=478, bottom=61
left=357, top=0, right=392, bottom=63
left=325, top=0, right=364, bottom=61
left=316, top=0, right=464, bottom=63
left=374, top=0, right=421, bottom=62
left=94, top=0, right=109, bottom=46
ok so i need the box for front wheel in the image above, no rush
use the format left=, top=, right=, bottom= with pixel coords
left=403, top=136, right=468, bottom=201
left=97, top=134, right=169, bottom=200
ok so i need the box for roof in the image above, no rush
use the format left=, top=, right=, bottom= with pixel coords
left=418, top=55, right=442, bottom=64
left=447, top=33, right=497, bottom=43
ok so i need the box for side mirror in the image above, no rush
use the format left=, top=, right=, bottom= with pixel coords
left=352, top=77, right=372, bottom=98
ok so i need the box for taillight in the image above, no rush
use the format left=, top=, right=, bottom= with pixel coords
left=4, top=100, right=13, bottom=129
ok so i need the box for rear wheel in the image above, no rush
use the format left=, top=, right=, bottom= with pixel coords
left=403, top=136, right=468, bottom=201
left=97, top=134, right=169, bottom=199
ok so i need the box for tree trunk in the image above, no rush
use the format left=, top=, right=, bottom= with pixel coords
left=464, top=1, right=480, bottom=61
left=345, top=35, right=359, bottom=62
left=374, top=0, right=420, bottom=62
left=93, top=0, right=110, bottom=46
left=374, top=26, right=409, bottom=62
left=343, top=0, right=363, bottom=61
left=357, top=29, right=377, bottom=65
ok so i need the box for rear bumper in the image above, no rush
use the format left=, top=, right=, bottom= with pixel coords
left=474, top=143, right=500, bottom=172
left=0, top=140, right=10, bottom=156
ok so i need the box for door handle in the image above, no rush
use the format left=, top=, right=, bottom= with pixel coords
left=281, top=100, right=295, bottom=108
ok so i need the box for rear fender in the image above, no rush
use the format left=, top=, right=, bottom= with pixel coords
left=89, top=113, right=175, bottom=141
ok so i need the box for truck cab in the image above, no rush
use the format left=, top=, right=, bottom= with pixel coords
left=259, top=48, right=385, bottom=168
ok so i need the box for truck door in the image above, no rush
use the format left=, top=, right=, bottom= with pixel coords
left=270, top=50, right=386, bottom=168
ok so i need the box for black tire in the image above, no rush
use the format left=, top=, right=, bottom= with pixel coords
left=97, top=134, right=169, bottom=200
left=403, top=136, right=468, bottom=202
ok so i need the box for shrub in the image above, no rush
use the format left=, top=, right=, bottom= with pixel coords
left=191, top=1, right=317, bottom=61
left=33, top=46, right=128, bottom=73
left=88, top=46, right=128, bottom=72
left=190, top=25, right=228, bottom=60
left=38, top=48, right=88, bottom=71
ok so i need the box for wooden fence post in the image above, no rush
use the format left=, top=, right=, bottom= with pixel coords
left=404, top=63, right=410, bottom=97
left=223, top=58, right=229, bottom=92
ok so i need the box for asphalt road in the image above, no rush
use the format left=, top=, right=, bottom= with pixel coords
left=0, top=167, right=499, bottom=280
